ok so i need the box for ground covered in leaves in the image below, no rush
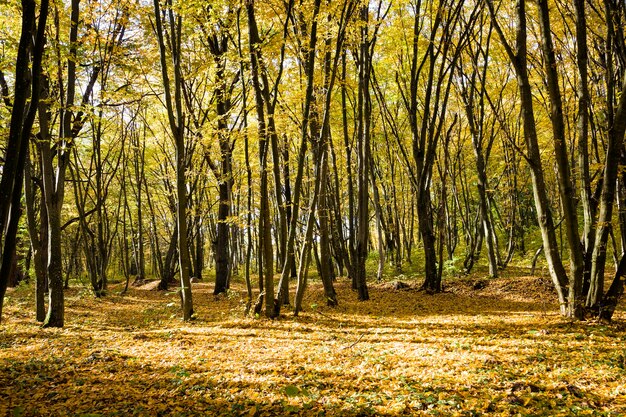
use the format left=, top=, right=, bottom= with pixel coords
left=1, top=270, right=626, bottom=416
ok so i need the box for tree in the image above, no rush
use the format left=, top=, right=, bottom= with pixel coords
left=536, top=0, right=585, bottom=318
left=455, top=7, right=499, bottom=278
left=353, top=1, right=373, bottom=301
left=488, top=0, right=571, bottom=315
left=0, top=0, right=49, bottom=323
left=198, top=5, right=237, bottom=295
left=586, top=0, right=626, bottom=315
left=400, top=0, right=473, bottom=293
left=152, top=0, right=194, bottom=320
left=489, top=0, right=626, bottom=319
left=24, top=146, right=48, bottom=321
left=247, top=0, right=275, bottom=317
left=70, top=2, right=130, bottom=296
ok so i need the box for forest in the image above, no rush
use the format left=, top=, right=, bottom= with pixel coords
left=1, top=0, right=626, bottom=415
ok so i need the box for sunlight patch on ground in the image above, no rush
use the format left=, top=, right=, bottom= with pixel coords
left=1, top=277, right=625, bottom=416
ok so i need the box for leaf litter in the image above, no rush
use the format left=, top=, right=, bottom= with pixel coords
left=1, top=273, right=625, bottom=416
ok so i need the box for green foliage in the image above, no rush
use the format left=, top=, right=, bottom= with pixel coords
left=283, top=384, right=300, bottom=397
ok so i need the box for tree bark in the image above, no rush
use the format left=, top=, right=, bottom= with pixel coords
left=247, top=0, right=274, bottom=317
left=488, top=0, right=569, bottom=314
left=574, top=0, right=595, bottom=295
left=24, top=153, right=47, bottom=321
left=0, top=0, right=48, bottom=323
left=537, top=0, right=585, bottom=318
left=587, top=1, right=626, bottom=311
left=205, top=24, right=234, bottom=295
left=355, top=3, right=372, bottom=301
left=152, top=0, right=194, bottom=319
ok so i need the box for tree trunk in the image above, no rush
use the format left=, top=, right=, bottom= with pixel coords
left=371, top=164, right=385, bottom=283
left=24, top=151, right=48, bottom=321
left=247, top=0, right=274, bottom=317
left=0, top=0, right=48, bottom=323
left=587, top=1, right=626, bottom=311
left=214, top=179, right=230, bottom=294
left=488, top=0, right=569, bottom=314
left=133, top=128, right=146, bottom=282
left=342, top=50, right=357, bottom=288
left=574, top=0, right=596, bottom=296
left=537, top=0, right=585, bottom=318
left=152, top=0, right=194, bottom=319
left=43, top=194, right=65, bottom=327
left=598, top=254, right=626, bottom=321
left=175, top=140, right=194, bottom=320
left=418, top=190, right=439, bottom=292
left=206, top=28, right=234, bottom=295
left=354, top=3, right=372, bottom=302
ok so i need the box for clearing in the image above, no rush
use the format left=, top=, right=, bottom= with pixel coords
left=1, top=271, right=625, bottom=416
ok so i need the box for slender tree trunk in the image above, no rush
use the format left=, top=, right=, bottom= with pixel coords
left=460, top=56, right=499, bottom=277
left=371, top=161, right=385, bottom=282
left=488, top=0, right=569, bottom=314
left=316, top=7, right=338, bottom=307
left=214, top=176, right=230, bottom=293
left=206, top=30, right=234, bottom=295
left=537, top=0, right=585, bottom=318
left=175, top=137, right=194, bottom=319
left=342, top=50, right=356, bottom=287
left=355, top=3, right=372, bottom=301
left=0, top=0, right=48, bottom=323
left=152, top=0, right=193, bottom=319
left=587, top=1, right=626, bottom=311
left=43, top=189, right=65, bottom=326
left=294, top=150, right=327, bottom=315
left=247, top=0, right=274, bottom=317
left=133, top=127, right=146, bottom=282
left=274, top=0, right=325, bottom=316
left=24, top=152, right=47, bottom=321
left=574, top=0, right=595, bottom=294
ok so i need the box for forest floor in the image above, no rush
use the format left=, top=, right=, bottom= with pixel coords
left=1, top=268, right=626, bottom=416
